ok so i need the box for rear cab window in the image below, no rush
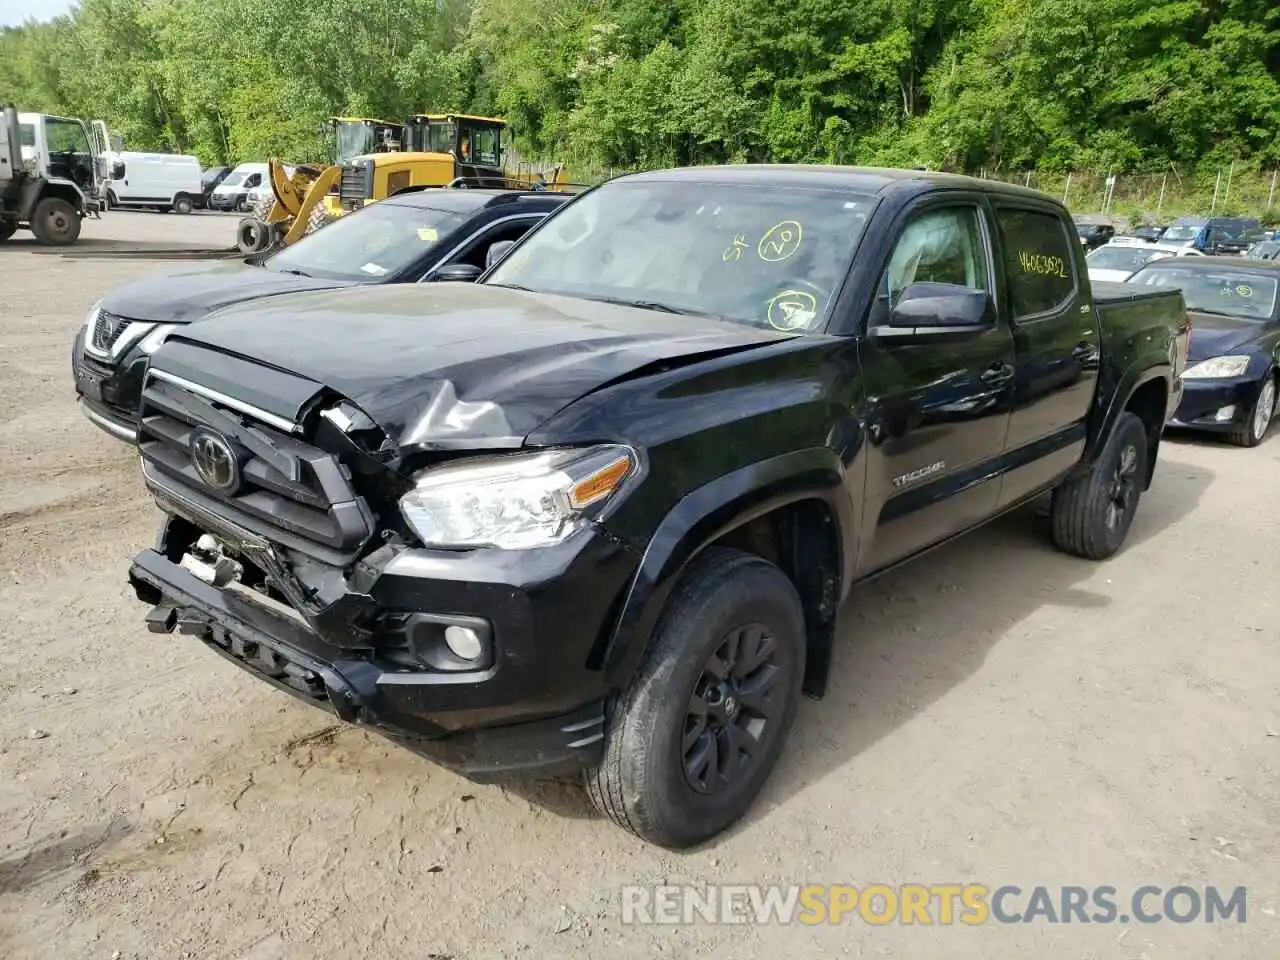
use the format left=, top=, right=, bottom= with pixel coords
left=994, top=207, right=1079, bottom=319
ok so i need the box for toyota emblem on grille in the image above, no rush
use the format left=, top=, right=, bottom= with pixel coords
left=190, top=428, right=240, bottom=494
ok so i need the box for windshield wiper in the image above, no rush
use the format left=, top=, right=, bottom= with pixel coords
left=576, top=294, right=708, bottom=317
left=274, top=267, right=312, bottom=278
left=486, top=282, right=534, bottom=292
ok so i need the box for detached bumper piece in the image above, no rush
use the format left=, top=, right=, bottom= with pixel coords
left=129, top=548, right=606, bottom=781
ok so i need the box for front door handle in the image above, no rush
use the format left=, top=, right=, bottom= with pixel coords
left=980, top=362, right=1014, bottom=386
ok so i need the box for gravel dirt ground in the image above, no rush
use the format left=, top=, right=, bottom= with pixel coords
left=2, top=211, right=1278, bottom=960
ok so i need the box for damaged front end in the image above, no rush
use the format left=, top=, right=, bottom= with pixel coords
left=128, top=343, right=640, bottom=780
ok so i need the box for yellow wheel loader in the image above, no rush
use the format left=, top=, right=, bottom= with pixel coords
left=331, top=114, right=570, bottom=215
left=233, top=114, right=570, bottom=255
left=235, top=117, right=403, bottom=254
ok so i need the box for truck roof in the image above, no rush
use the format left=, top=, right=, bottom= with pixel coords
left=619, top=163, right=1057, bottom=203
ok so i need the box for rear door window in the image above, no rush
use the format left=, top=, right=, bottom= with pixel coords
left=995, top=208, right=1078, bottom=318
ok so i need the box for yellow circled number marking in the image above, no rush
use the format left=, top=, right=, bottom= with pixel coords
left=766, top=290, right=818, bottom=331
left=758, top=220, right=803, bottom=262
left=1236, top=284, right=1253, bottom=298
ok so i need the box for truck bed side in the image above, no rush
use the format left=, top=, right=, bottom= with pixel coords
left=1086, top=280, right=1189, bottom=476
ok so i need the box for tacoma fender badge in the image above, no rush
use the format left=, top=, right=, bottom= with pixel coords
left=892, top=461, right=945, bottom=488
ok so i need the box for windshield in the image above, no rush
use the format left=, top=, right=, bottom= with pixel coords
left=333, top=123, right=376, bottom=164
left=1161, top=222, right=1203, bottom=241
left=1087, top=246, right=1169, bottom=272
left=45, top=118, right=91, bottom=155
left=221, top=170, right=248, bottom=187
left=262, top=201, right=470, bottom=281
left=1130, top=267, right=1278, bottom=321
left=485, top=180, right=876, bottom=332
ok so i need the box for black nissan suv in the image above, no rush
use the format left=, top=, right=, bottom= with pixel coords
left=71, top=188, right=569, bottom=441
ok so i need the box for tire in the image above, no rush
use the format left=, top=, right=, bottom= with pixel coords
left=1050, top=411, right=1148, bottom=560
left=236, top=216, right=270, bottom=255
left=173, top=194, right=193, bottom=215
left=105, top=190, right=117, bottom=210
left=29, top=197, right=82, bottom=246
left=586, top=547, right=806, bottom=849
left=305, top=204, right=335, bottom=235
left=0, top=218, right=16, bottom=242
left=1228, top=375, right=1275, bottom=448
left=251, top=194, right=275, bottom=222
left=234, top=196, right=249, bottom=213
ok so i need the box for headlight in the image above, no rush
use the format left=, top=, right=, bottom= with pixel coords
left=1182, top=355, right=1252, bottom=379
left=82, top=300, right=102, bottom=346
left=137, top=323, right=178, bottom=354
left=399, top=445, right=636, bottom=550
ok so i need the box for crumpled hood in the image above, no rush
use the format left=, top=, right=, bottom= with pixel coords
left=102, top=260, right=352, bottom=324
left=1187, top=311, right=1267, bottom=363
left=167, top=283, right=796, bottom=449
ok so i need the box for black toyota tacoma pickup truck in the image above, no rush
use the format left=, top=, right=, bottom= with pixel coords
left=127, top=165, right=1189, bottom=849
left=71, top=188, right=567, bottom=441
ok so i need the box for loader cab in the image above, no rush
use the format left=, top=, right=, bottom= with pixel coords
left=324, top=117, right=404, bottom=165
left=1, top=106, right=104, bottom=245
left=403, top=114, right=507, bottom=184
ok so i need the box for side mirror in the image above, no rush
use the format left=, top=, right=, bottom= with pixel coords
left=871, top=282, right=994, bottom=343
left=111, top=161, right=125, bottom=179
left=485, top=240, right=515, bottom=268
left=433, top=263, right=483, bottom=283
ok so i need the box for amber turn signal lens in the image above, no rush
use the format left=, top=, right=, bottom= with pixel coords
left=568, top=455, right=632, bottom=509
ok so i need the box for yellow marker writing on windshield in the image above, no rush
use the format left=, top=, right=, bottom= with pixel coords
left=766, top=290, right=818, bottom=331
left=418, top=227, right=439, bottom=242
left=723, top=233, right=749, bottom=261
left=758, top=220, right=803, bottom=262
left=1236, top=284, right=1254, bottom=298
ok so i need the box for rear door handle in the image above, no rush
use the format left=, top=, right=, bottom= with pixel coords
left=980, top=362, right=1014, bottom=385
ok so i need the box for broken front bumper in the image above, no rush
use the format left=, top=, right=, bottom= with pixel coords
left=128, top=517, right=638, bottom=781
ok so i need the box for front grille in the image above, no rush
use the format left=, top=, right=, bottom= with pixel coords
left=339, top=161, right=372, bottom=203
left=137, top=373, right=376, bottom=564
left=90, top=309, right=131, bottom=353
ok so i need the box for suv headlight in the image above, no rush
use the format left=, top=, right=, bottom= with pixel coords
left=399, top=445, right=636, bottom=550
left=1182, top=355, right=1252, bottom=379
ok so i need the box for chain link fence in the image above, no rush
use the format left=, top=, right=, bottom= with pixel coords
left=974, top=166, right=1280, bottom=224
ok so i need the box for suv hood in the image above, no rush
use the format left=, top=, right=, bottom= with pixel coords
left=104, top=261, right=351, bottom=324
left=159, top=283, right=795, bottom=450
left=1187, top=311, right=1267, bottom=362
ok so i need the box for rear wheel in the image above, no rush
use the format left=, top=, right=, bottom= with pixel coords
left=0, top=218, right=16, bottom=242
left=586, top=547, right=806, bottom=849
left=173, top=193, right=194, bottom=215
left=1050, top=411, right=1147, bottom=560
left=29, top=197, right=81, bottom=246
left=1229, top=376, right=1275, bottom=448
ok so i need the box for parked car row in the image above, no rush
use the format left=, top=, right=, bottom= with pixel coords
left=73, top=167, right=1197, bottom=850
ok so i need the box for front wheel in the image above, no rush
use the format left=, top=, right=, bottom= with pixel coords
left=1050, top=411, right=1148, bottom=560
left=586, top=547, right=806, bottom=848
left=29, top=197, right=81, bottom=246
left=1229, top=375, right=1275, bottom=448
left=172, top=193, right=194, bottom=215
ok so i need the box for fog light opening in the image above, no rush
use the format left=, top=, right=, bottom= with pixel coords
left=1214, top=405, right=1237, bottom=422
left=444, top=625, right=484, bottom=661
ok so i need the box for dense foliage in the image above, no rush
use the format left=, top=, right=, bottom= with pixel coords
left=2, top=0, right=1278, bottom=179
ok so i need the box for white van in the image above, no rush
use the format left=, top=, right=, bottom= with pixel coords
left=104, top=151, right=203, bottom=213
left=209, top=162, right=270, bottom=213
